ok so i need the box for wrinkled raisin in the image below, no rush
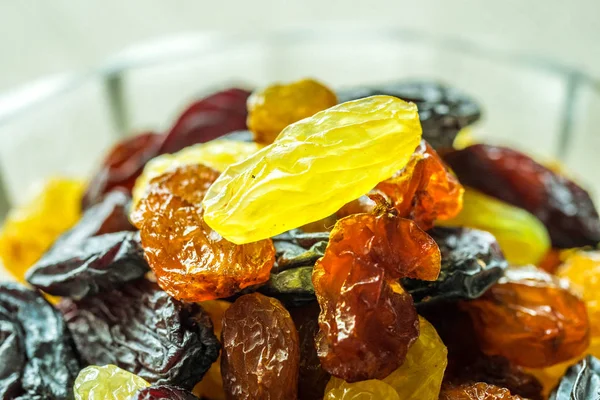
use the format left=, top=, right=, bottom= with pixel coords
left=313, top=206, right=440, bottom=381
left=131, top=164, right=275, bottom=302
left=133, top=385, right=199, bottom=400
left=550, top=355, right=600, bottom=400
left=74, top=365, right=150, bottom=400
left=221, top=293, right=300, bottom=400
left=337, top=81, right=481, bottom=150
left=0, top=283, right=80, bottom=399
left=247, top=78, right=337, bottom=144
left=444, top=144, right=600, bottom=248
left=202, top=95, right=423, bottom=244
left=60, top=279, right=220, bottom=389
left=439, top=382, right=524, bottom=400
left=402, top=227, right=507, bottom=303
left=461, top=266, right=590, bottom=368
left=323, top=379, right=400, bottom=400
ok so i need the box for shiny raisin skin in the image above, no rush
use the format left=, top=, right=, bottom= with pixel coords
left=312, top=208, right=440, bottom=382
left=221, top=293, right=300, bottom=400
left=337, top=81, right=481, bottom=150
left=60, top=279, right=220, bottom=389
left=290, top=303, right=331, bottom=400
left=462, top=266, right=590, bottom=368
left=375, top=140, right=463, bottom=230
left=443, top=144, right=600, bottom=248
left=550, top=355, right=600, bottom=400
left=439, top=382, right=524, bottom=400
left=133, top=385, right=200, bottom=400
left=0, top=283, right=80, bottom=399
left=402, top=227, right=507, bottom=303
left=83, top=88, right=250, bottom=208
left=131, top=164, right=275, bottom=302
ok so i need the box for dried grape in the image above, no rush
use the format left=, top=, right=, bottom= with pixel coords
left=203, top=95, right=423, bottom=244
left=272, top=230, right=328, bottom=273
left=260, top=266, right=315, bottom=306
left=337, top=81, right=481, bottom=150
left=324, top=379, right=400, bottom=400
left=444, top=144, right=600, bottom=248
left=60, top=279, right=220, bottom=389
left=462, top=266, right=590, bottom=368
left=439, top=382, right=524, bottom=399
left=132, top=139, right=261, bottom=208
left=0, top=283, right=80, bottom=399
left=402, top=227, right=507, bottom=303
left=133, top=385, right=199, bottom=400
left=326, top=316, right=447, bottom=400
left=26, top=231, right=147, bottom=299
left=313, top=206, right=440, bottom=381
left=550, top=355, right=600, bottom=400
left=375, top=140, right=463, bottom=230
left=247, top=78, right=337, bottom=144
left=0, top=178, right=84, bottom=280
left=131, top=164, right=275, bottom=302
left=73, top=365, right=150, bottom=400
left=438, top=188, right=550, bottom=265
left=221, top=293, right=300, bottom=400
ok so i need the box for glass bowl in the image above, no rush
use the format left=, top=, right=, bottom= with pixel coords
left=0, top=27, right=598, bottom=213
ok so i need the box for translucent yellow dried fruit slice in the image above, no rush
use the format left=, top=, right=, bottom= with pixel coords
left=203, top=95, right=422, bottom=244
left=131, top=140, right=261, bottom=208
left=438, top=188, right=550, bottom=265
left=74, top=364, right=150, bottom=400
left=326, top=316, right=447, bottom=400
left=324, top=379, right=401, bottom=400
left=0, top=177, right=84, bottom=281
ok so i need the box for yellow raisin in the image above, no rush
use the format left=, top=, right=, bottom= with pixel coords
left=203, top=95, right=422, bottom=244
left=324, top=379, right=400, bottom=400
left=247, top=78, right=338, bottom=145
left=0, top=178, right=84, bottom=281
left=131, top=140, right=261, bottom=208
left=73, top=364, right=150, bottom=400
left=438, top=188, right=550, bottom=265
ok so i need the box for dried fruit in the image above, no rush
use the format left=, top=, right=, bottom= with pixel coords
left=438, top=188, right=550, bottom=265
left=83, top=88, right=250, bottom=207
left=402, top=227, right=507, bottom=303
left=323, top=379, right=400, bottom=400
left=132, top=139, right=261, bottom=208
left=439, top=382, right=524, bottom=399
left=337, top=81, right=481, bottom=150
left=133, top=386, right=199, bottom=400
left=221, top=293, right=300, bottom=400
left=60, top=279, right=220, bottom=389
left=550, top=355, right=600, bottom=400
left=0, top=178, right=84, bottom=280
left=375, top=140, right=464, bottom=230
left=26, top=231, right=147, bottom=299
left=444, top=144, right=600, bottom=248
left=462, top=266, right=590, bottom=368
left=260, top=266, right=315, bottom=307
left=272, top=230, right=329, bottom=273
left=289, top=303, right=331, bottom=400
left=247, top=78, right=338, bottom=144
left=74, top=365, right=150, bottom=400
left=326, top=316, right=447, bottom=400
left=203, top=95, right=423, bottom=244
left=0, top=283, right=80, bottom=399
left=193, top=300, right=230, bottom=400
left=312, top=207, right=440, bottom=381
left=131, top=164, right=275, bottom=302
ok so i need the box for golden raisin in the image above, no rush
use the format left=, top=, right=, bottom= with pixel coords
left=312, top=206, right=441, bottom=382
left=131, top=164, right=275, bottom=302
left=0, top=178, right=84, bottom=281
left=439, top=382, right=525, bottom=399
left=324, top=380, right=400, bottom=400
left=461, top=266, right=590, bottom=368
left=247, top=78, right=337, bottom=144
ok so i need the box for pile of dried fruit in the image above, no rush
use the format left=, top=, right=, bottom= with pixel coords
left=0, top=78, right=598, bottom=400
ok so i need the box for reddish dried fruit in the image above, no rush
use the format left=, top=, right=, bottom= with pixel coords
left=439, top=382, right=524, bottom=400
left=221, top=293, right=300, bottom=400
left=131, top=164, right=275, bottom=302
left=443, top=144, right=600, bottom=248
left=83, top=88, right=250, bottom=208
left=312, top=205, right=441, bottom=382
left=290, top=303, right=331, bottom=400
left=133, top=385, right=199, bottom=400
left=375, top=140, right=463, bottom=230
left=461, top=266, right=590, bottom=368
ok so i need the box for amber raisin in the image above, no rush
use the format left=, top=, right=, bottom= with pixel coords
left=439, top=382, right=525, bottom=400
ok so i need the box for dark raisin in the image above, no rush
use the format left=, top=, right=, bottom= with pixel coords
left=443, top=144, right=600, bottom=248
left=550, top=356, right=600, bottom=400
left=403, top=227, right=507, bottom=303
left=59, top=279, right=219, bottom=389
left=0, top=283, right=80, bottom=399
left=133, top=385, right=199, bottom=400
left=260, top=266, right=315, bottom=307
